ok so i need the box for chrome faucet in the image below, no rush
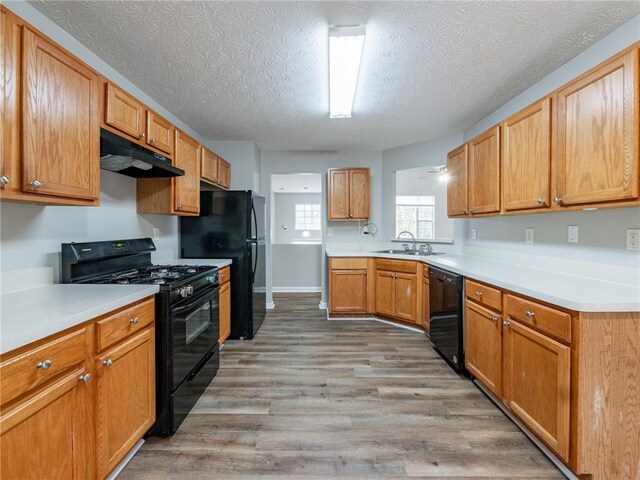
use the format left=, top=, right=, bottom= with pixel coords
left=397, top=231, right=416, bottom=253
left=418, top=243, right=433, bottom=255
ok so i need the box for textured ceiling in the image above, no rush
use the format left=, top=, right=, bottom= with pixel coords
left=28, top=1, right=639, bottom=151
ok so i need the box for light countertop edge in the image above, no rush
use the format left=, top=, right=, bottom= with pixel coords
left=326, top=251, right=640, bottom=313
left=163, top=258, right=232, bottom=268
left=1, top=284, right=159, bottom=355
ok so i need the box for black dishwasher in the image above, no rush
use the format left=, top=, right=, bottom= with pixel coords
left=429, top=266, right=465, bottom=373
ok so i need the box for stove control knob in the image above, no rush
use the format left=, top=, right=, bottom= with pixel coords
left=206, top=275, right=217, bottom=284
left=179, top=287, right=189, bottom=298
left=189, top=285, right=194, bottom=295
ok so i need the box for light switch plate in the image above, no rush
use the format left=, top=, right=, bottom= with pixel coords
left=525, top=228, right=534, bottom=244
left=327, top=227, right=333, bottom=237
left=471, top=228, right=477, bottom=239
left=153, top=228, right=160, bottom=240
left=568, top=225, right=579, bottom=243
left=627, top=228, right=640, bottom=250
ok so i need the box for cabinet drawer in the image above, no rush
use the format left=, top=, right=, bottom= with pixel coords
left=466, top=279, right=502, bottom=312
left=375, top=258, right=417, bottom=274
left=0, top=329, right=86, bottom=406
left=95, top=298, right=155, bottom=352
left=505, top=294, right=571, bottom=344
left=219, top=266, right=231, bottom=285
left=330, top=257, right=367, bottom=270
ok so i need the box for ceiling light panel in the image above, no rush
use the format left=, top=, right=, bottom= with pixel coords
left=329, top=25, right=365, bottom=119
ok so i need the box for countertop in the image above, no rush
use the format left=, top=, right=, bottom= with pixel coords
left=326, top=250, right=640, bottom=312
left=1, top=284, right=159, bottom=355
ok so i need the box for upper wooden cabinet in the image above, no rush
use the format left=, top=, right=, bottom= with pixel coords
left=502, top=98, right=552, bottom=211
left=201, top=148, right=231, bottom=190
left=217, top=157, right=231, bottom=189
left=327, top=168, right=370, bottom=221
left=146, top=111, right=174, bottom=154
left=555, top=50, right=639, bottom=207
left=447, top=144, right=469, bottom=216
left=469, top=126, right=500, bottom=215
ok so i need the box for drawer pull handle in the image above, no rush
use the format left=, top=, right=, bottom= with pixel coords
left=475, top=291, right=482, bottom=297
left=130, top=317, right=140, bottom=325
left=502, top=320, right=511, bottom=327
left=36, top=359, right=52, bottom=370
left=0, top=176, right=9, bottom=186
left=78, top=373, right=91, bottom=383
left=526, top=310, right=535, bottom=318
left=103, top=359, right=114, bottom=367
left=490, top=316, right=498, bottom=322
left=30, top=180, right=43, bottom=189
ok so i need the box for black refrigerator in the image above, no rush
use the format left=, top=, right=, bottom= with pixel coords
left=180, top=191, right=266, bottom=339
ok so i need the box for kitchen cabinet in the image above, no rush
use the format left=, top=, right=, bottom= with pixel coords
left=375, top=259, right=419, bottom=324
left=137, top=129, right=201, bottom=216
left=502, top=98, right=552, bottom=211
left=502, top=319, right=570, bottom=462
left=555, top=49, right=638, bottom=207
left=146, top=110, right=174, bottom=154
left=468, top=125, right=500, bottom=214
left=421, top=272, right=430, bottom=332
left=394, top=273, right=418, bottom=322
left=96, top=328, right=155, bottom=479
left=217, top=157, right=231, bottom=190
left=219, top=266, right=231, bottom=344
left=375, top=271, right=396, bottom=317
left=21, top=27, right=100, bottom=202
left=201, top=148, right=231, bottom=190
left=446, top=144, right=469, bottom=216
left=327, top=168, right=370, bottom=221
left=465, top=300, right=502, bottom=396
left=329, top=258, right=369, bottom=314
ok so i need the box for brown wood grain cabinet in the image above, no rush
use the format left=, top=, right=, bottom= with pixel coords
left=105, top=82, right=146, bottom=141
left=375, top=260, right=419, bottom=324
left=468, top=125, right=501, bottom=214
left=465, top=300, right=502, bottom=397
left=421, top=272, right=430, bottom=332
left=219, top=282, right=231, bottom=344
left=375, top=270, right=396, bottom=317
left=502, top=98, right=552, bottom=211
left=146, top=110, right=174, bottom=154
left=201, top=148, right=231, bottom=190
left=446, top=144, right=469, bottom=216
left=327, top=168, right=370, bottom=221
left=555, top=49, right=639, bottom=207
left=329, top=258, right=369, bottom=314
left=0, top=296, right=156, bottom=480
left=217, top=157, right=231, bottom=189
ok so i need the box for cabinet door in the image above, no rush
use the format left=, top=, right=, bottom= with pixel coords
left=375, top=271, right=395, bottom=317
left=1, top=8, right=19, bottom=196
left=330, top=269, right=368, bottom=313
left=469, top=126, right=500, bottom=214
left=96, top=328, right=155, bottom=479
left=22, top=28, right=99, bottom=200
left=105, top=82, right=145, bottom=140
left=219, top=281, right=231, bottom=344
left=503, top=320, right=570, bottom=462
left=349, top=169, right=370, bottom=220
left=201, top=148, right=218, bottom=185
left=502, top=98, right=551, bottom=211
left=447, top=144, right=469, bottom=216
left=421, top=277, right=430, bottom=332
left=173, top=130, right=200, bottom=214
left=556, top=50, right=638, bottom=206
left=146, top=110, right=174, bottom=154
left=465, top=301, right=502, bottom=396
left=217, top=158, right=231, bottom=189
left=0, top=369, right=91, bottom=480
left=328, top=169, right=349, bottom=220
left=394, top=272, right=417, bottom=323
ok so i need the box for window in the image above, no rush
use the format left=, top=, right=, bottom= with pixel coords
left=295, top=204, right=321, bottom=231
left=395, top=196, right=435, bottom=239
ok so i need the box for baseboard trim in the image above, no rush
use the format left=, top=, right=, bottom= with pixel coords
left=272, top=287, right=322, bottom=293
left=266, top=302, right=275, bottom=309
left=106, top=438, right=144, bottom=480
left=473, top=381, right=577, bottom=480
left=318, top=301, right=327, bottom=310
left=327, top=313, right=424, bottom=334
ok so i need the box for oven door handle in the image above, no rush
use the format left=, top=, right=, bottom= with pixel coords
left=171, top=286, right=219, bottom=315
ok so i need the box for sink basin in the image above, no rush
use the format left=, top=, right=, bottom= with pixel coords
left=373, top=249, right=445, bottom=256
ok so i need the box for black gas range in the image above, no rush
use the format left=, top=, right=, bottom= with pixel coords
left=61, top=237, right=220, bottom=436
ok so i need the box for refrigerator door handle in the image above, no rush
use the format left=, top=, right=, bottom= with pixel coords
left=251, top=201, right=258, bottom=241
left=252, top=242, right=258, bottom=283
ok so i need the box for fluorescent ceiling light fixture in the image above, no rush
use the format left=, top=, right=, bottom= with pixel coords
left=329, top=25, right=365, bottom=118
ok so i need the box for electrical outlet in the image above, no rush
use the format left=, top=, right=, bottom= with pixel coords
left=568, top=225, right=579, bottom=243
left=327, top=227, right=333, bottom=237
left=627, top=228, right=640, bottom=250
left=153, top=228, right=160, bottom=240
left=471, top=228, right=477, bottom=239
left=525, top=228, right=534, bottom=244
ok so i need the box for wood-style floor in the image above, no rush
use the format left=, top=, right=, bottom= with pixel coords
left=120, top=293, right=564, bottom=479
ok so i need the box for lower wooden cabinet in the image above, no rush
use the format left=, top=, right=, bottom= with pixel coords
left=503, top=319, right=571, bottom=462
left=330, top=269, right=368, bottom=313
left=465, top=300, right=502, bottom=396
left=96, top=328, right=155, bottom=479
left=394, top=273, right=418, bottom=322
left=375, top=271, right=395, bottom=317
left=0, top=368, right=92, bottom=480
left=421, top=274, right=430, bottom=332
left=219, top=281, right=231, bottom=344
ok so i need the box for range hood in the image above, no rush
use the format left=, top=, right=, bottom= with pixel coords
left=100, top=128, right=185, bottom=178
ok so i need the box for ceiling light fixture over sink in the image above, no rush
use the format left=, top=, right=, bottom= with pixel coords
left=329, top=25, right=365, bottom=119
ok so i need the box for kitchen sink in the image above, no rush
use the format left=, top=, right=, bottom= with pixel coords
left=373, top=249, right=445, bottom=256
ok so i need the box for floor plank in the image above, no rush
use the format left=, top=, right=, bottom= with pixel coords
left=120, top=293, right=564, bottom=479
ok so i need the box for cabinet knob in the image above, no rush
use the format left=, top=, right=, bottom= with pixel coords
left=36, top=359, right=52, bottom=370
left=130, top=317, right=140, bottom=325
left=502, top=320, right=511, bottom=327
left=475, top=291, right=483, bottom=297
left=553, top=196, right=562, bottom=204
left=30, top=180, right=43, bottom=189
left=150, top=138, right=157, bottom=145
left=139, top=133, right=146, bottom=139
left=537, top=198, right=545, bottom=206
left=490, top=316, right=498, bottom=322
left=463, top=209, right=469, bottom=214
left=177, top=204, right=183, bottom=210
left=0, top=176, right=9, bottom=186
left=525, top=310, right=535, bottom=318
left=78, top=373, right=91, bottom=383
left=103, top=358, right=114, bottom=367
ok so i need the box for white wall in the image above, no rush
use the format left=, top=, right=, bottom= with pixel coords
left=0, top=171, right=178, bottom=280
left=272, top=193, right=322, bottom=244
left=272, top=245, right=322, bottom=290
